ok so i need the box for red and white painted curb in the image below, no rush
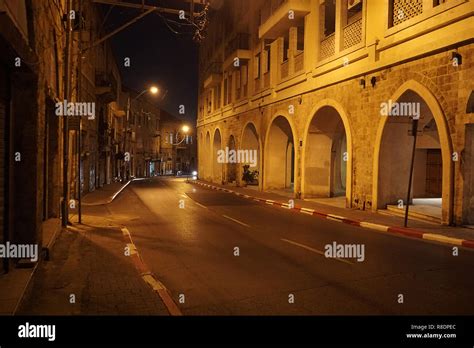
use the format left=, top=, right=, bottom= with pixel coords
left=192, top=181, right=474, bottom=250
left=121, top=227, right=182, bottom=316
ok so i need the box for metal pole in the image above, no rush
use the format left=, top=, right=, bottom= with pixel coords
left=3, top=69, right=12, bottom=273
left=77, top=0, right=83, bottom=224
left=61, top=0, right=72, bottom=227
left=404, top=118, right=419, bottom=228
left=125, top=96, right=131, bottom=181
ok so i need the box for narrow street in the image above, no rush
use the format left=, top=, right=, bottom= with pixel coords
left=21, top=177, right=474, bottom=315
left=2, top=0, right=474, bottom=344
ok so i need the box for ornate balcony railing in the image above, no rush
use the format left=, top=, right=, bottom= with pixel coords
left=280, top=60, right=289, bottom=80
left=294, top=52, right=304, bottom=72
left=391, top=0, right=423, bottom=26
left=320, top=33, right=335, bottom=61
left=343, top=18, right=363, bottom=50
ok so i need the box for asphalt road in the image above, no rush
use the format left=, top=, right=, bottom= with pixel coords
left=105, top=177, right=474, bottom=315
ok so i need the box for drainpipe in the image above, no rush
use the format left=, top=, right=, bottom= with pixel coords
left=3, top=69, right=12, bottom=273
left=61, top=0, right=72, bottom=227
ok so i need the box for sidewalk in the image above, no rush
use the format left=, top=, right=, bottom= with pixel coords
left=17, top=206, right=169, bottom=315
left=82, top=181, right=131, bottom=206
left=0, top=219, right=61, bottom=315
left=193, top=180, right=474, bottom=249
left=0, top=181, right=135, bottom=315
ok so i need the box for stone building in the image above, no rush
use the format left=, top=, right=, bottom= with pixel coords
left=197, top=0, right=474, bottom=225
left=75, top=1, right=125, bottom=192
left=123, top=92, right=196, bottom=178
left=125, top=89, right=162, bottom=178
left=159, top=110, right=196, bottom=175
left=0, top=0, right=67, bottom=273
left=0, top=0, right=125, bottom=274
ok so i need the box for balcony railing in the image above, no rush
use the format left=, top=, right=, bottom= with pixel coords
left=263, top=72, right=270, bottom=89
left=391, top=0, right=423, bottom=27
left=225, top=33, right=250, bottom=58
left=294, top=51, right=304, bottom=72
left=260, top=0, right=286, bottom=25
left=204, top=62, right=222, bottom=76
left=280, top=60, right=289, bottom=80
left=320, top=33, right=335, bottom=61
left=343, top=17, right=363, bottom=50
left=203, top=62, right=222, bottom=88
left=95, top=71, right=118, bottom=103
left=254, top=78, right=261, bottom=92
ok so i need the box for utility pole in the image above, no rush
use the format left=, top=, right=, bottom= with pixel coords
left=77, top=0, right=83, bottom=224
left=61, top=0, right=72, bottom=227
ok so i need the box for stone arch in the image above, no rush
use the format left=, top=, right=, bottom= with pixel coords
left=373, top=79, right=453, bottom=224
left=240, top=121, right=262, bottom=188
left=204, top=131, right=211, bottom=180
left=263, top=113, right=298, bottom=192
left=198, top=131, right=204, bottom=177
left=226, top=134, right=238, bottom=184
left=301, top=99, right=353, bottom=207
left=212, top=127, right=223, bottom=183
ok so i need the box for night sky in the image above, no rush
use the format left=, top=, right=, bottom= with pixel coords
left=103, top=4, right=199, bottom=123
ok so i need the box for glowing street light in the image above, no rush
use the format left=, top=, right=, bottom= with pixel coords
left=134, top=85, right=160, bottom=100
left=182, top=125, right=190, bottom=134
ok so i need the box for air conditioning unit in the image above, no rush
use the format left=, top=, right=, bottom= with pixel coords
left=348, top=0, right=362, bottom=11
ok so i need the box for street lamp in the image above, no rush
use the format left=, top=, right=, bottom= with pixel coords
left=133, top=85, right=160, bottom=101
left=170, top=125, right=191, bottom=146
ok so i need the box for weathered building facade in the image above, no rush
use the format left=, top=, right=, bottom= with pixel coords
left=126, top=90, right=161, bottom=178
left=0, top=0, right=127, bottom=274
left=197, top=0, right=474, bottom=225
left=159, top=110, right=196, bottom=175
left=0, top=0, right=66, bottom=273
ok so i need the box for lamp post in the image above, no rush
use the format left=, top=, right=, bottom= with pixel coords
left=170, top=125, right=191, bottom=146
left=134, top=86, right=159, bottom=101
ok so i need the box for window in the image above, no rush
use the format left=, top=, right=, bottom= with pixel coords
left=255, top=53, right=261, bottom=79
left=297, top=25, right=305, bottom=52
left=264, top=44, right=271, bottom=73
left=347, top=0, right=363, bottom=24
left=236, top=70, right=241, bottom=89
left=433, top=0, right=447, bottom=6
left=206, top=92, right=211, bottom=113
left=223, top=76, right=229, bottom=105
left=283, top=32, right=289, bottom=61
left=227, top=74, right=233, bottom=103
left=323, top=0, right=336, bottom=37
left=213, top=84, right=221, bottom=110
left=241, top=64, right=248, bottom=87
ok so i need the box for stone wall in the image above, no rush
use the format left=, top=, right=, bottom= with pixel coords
left=199, top=42, right=474, bottom=225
